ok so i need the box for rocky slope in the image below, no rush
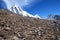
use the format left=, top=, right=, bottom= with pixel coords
left=0, top=9, right=60, bottom=40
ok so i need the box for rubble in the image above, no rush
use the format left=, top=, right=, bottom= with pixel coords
left=0, top=9, right=60, bottom=40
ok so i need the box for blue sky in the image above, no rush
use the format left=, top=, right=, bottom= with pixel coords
left=4, top=0, right=60, bottom=18
left=0, top=0, right=7, bottom=9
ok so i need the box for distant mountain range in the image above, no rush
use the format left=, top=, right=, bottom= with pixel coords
left=10, top=4, right=40, bottom=18
left=54, top=15, right=60, bottom=20
left=47, top=14, right=60, bottom=20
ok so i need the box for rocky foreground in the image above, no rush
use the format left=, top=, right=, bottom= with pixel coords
left=0, top=9, right=60, bottom=40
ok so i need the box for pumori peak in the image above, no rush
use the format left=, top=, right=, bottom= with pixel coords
left=10, top=4, right=40, bottom=18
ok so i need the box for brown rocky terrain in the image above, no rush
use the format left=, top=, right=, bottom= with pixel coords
left=0, top=9, right=60, bottom=40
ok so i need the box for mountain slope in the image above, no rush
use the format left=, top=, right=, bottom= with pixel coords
left=0, top=9, right=60, bottom=40
left=10, top=4, right=40, bottom=18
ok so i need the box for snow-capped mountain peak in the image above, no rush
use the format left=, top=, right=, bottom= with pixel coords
left=10, top=4, right=23, bottom=14
left=10, top=4, right=40, bottom=18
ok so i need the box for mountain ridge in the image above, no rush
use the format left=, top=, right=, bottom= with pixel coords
left=10, top=4, right=41, bottom=18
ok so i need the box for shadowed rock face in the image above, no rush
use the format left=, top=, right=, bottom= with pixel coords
left=0, top=9, right=60, bottom=40
left=0, top=0, right=7, bottom=9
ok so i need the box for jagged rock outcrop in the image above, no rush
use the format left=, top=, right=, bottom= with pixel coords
left=0, top=9, right=60, bottom=40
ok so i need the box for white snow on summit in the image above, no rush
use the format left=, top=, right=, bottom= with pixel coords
left=34, top=14, right=41, bottom=18
left=10, top=4, right=40, bottom=18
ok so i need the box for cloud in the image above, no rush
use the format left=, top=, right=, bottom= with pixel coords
left=24, top=0, right=35, bottom=5
left=4, top=0, right=35, bottom=9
